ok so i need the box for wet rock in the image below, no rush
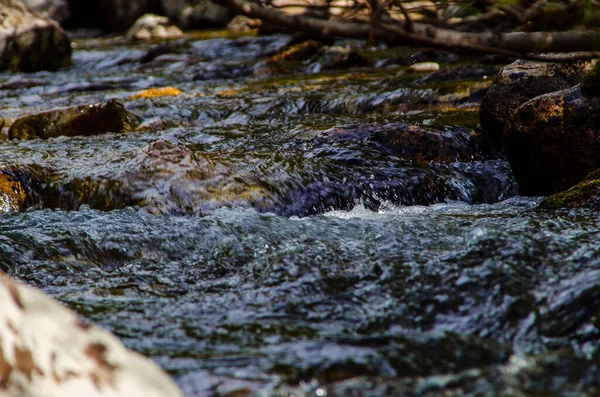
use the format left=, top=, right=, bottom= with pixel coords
left=405, top=62, right=440, bottom=74
left=0, top=0, right=71, bottom=72
left=8, top=99, right=141, bottom=140
left=480, top=58, right=595, bottom=151
left=325, top=122, right=494, bottom=163
left=0, top=271, right=184, bottom=397
left=19, top=0, right=71, bottom=23
left=125, top=13, right=183, bottom=41
left=504, top=86, right=600, bottom=195
left=160, top=0, right=233, bottom=29
left=0, top=169, right=27, bottom=212
left=253, top=40, right=325, bottom=78
left=539, top=169, right=600, bottom=210
left=412, top=64, right=500, bottom=85
left=306, top=46, right=370, bottom=73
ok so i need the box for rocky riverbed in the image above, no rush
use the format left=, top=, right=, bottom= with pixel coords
left=1, top=29, right=599, bottom=397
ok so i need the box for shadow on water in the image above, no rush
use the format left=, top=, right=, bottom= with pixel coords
left=0, top=31, right=598, bottom=396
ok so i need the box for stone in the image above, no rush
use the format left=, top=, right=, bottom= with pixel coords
left=8, top=99, right=141, bottom=140
left=125, top=14, right=183, bottom=42
left=411, top=64, right=500, bottom=85
left=19, top=0, right=71, bottom=23
left=160, top=0, right=233, bottom=29
left=503, top=86, right=600, bottom=195
left=0, top=271, right=184, bottom=397
left=405, top=62, right=440, bottom=74
left=480, top=58, right=595, bottom=151
left=306, top=46, right=370, bottom=74
left=0, top=0, right=71, bottom=72
left=325, top=122, right=494, bottom=163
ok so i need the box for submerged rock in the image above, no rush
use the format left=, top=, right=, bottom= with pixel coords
left=125, top=13, right=183, bottom=42
left=8, top=99, right=141, bottom=140
left=480, top=59, right=595, bottom=151
left=0, top=272, right=184, bottom=397
left=504, top=86, right=600, bottom=195
left=0, top=0, right=71, bottom=72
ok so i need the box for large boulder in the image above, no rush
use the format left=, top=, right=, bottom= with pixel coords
left=160, top=0, right=233, bottom=29
left=19, top=0, right=71, bottom=23
left=503, top=85, right=600, bottom=195
left=480, top=59, right=595, bottom=151
left=0, top=0, right=71, bottom=72
left=0, top=272, right=184, bottom=396
left=8, top=99, right=140, bottom=140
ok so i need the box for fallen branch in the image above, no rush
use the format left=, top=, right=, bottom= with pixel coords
left=223, top=0, right=600, bottom=61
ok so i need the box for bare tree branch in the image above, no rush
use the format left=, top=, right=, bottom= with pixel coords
left=223, top=0, right=600, bottom=61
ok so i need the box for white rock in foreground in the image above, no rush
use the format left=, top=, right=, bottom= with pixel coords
left=0, top=272, right=184, bottom=397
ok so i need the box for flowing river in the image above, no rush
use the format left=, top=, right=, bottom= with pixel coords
left=1, top=31, right=599, bottom=396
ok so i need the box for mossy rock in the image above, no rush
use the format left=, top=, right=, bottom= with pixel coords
left=8, top=99, right=141, bottom=140
left=540, top=169, right=600, bottom=209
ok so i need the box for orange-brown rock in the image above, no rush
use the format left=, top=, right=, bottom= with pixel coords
left=480, top=59, right=595, bottom=151
left=130, top=86, right=182, bottom=99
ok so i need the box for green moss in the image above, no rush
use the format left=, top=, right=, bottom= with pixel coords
left=539, top=178, right=600, bottom=209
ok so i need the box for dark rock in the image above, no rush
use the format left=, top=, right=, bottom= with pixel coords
left=253, top=40, right=325, bottom=78
left=160, top=0, right=233, bottom=29
left=325, top=122, right=494, bottom=163
left=0, top=0, right=71, bottom=72
left=125, top=13, right=183, bottom=41
left=8, top=99, right=141, bottom=140
left=20, top=0, right=71, bottom=23
left=306, top=46, right=370, bottom=73
left=412, top=64, right=500, bottom=85
left=504, top=86, right=600, bottom=195
left=480, top=59, right=595, bottom=151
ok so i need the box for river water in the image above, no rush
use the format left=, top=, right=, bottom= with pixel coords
left=1, top=31, right=599, bottom=396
